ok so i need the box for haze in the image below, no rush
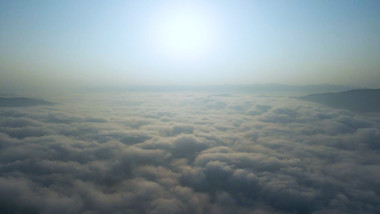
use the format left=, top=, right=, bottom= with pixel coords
left=1, top=1, right=380, bottom=214
left=1, top=0, right=380, bottom=93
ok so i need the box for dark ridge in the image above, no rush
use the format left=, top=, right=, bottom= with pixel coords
left=82, top=84, right=353, bottom=94
left=0, top=97, right=55, bottom=107
left=298, top=89, right=380, bottom=112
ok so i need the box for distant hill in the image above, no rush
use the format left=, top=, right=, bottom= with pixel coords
left=299, top=89, right=380, bottom=112
left=82, top=84, right=353, bottom=95
left=0, top=97, right=54, bottom=107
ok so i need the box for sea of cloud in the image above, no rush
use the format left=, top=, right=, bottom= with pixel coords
left=0, top=92, right=379, bottom=213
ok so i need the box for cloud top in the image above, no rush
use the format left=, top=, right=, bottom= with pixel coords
left=0, top=92, right=379, bottom=213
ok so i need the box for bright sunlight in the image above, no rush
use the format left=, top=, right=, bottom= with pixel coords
left=150, top=4, right=217, bottom=60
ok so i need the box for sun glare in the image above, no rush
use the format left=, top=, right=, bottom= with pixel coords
left=150, top=6, right=217, bottom=60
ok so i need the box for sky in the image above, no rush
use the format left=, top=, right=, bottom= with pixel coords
left=1, top=0, right=380, bottom=92
left=1, top=1, right=380, bottom=213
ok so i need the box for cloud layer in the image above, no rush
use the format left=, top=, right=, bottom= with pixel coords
left=0, top=92, right=380, bottom=213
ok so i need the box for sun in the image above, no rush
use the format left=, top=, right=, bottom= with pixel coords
left=157, top=12, right=210, bottom=56
left=149, top=5, right=217, bottom=60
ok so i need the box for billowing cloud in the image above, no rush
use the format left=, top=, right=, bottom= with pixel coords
left=0, top=92, right=379, bottom=213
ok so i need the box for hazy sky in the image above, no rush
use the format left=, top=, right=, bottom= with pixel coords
left=1, top=0, right=380, bottom=91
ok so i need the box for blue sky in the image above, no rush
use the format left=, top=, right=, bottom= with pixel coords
left=1, top=0, right=380, bottom=91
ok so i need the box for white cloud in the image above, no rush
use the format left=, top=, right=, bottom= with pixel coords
left=0, top=92, right=379, bottom=213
